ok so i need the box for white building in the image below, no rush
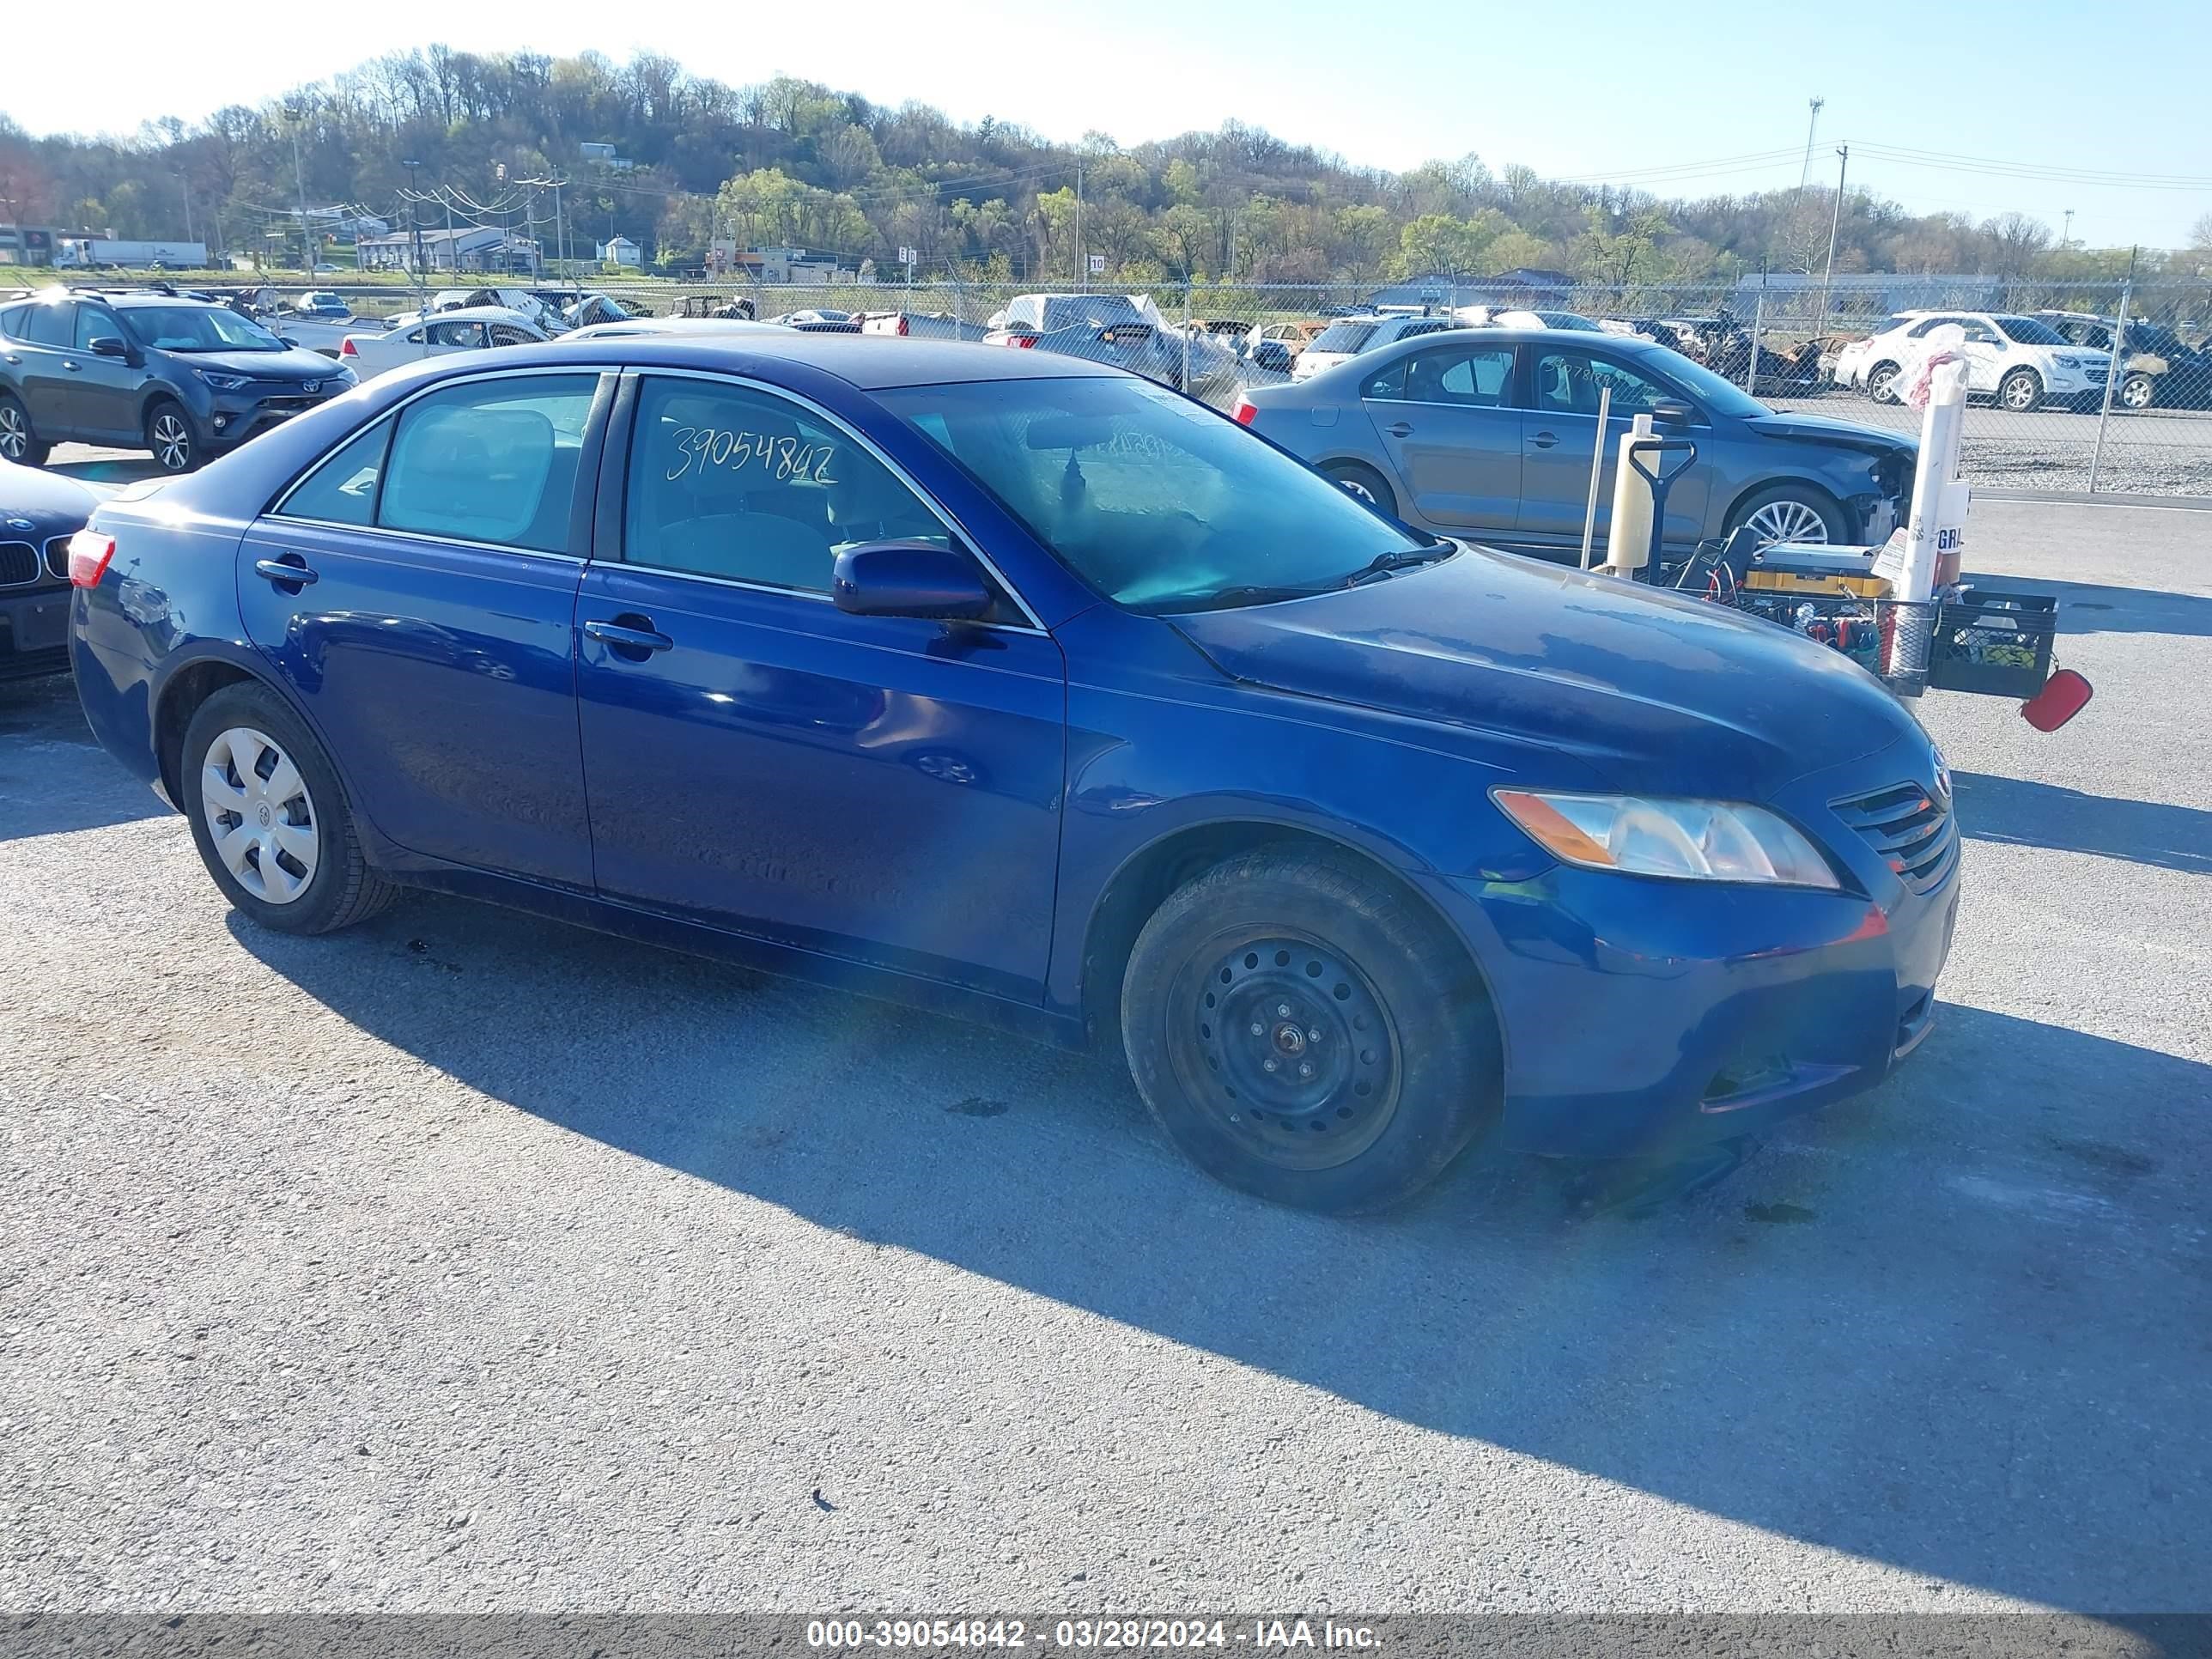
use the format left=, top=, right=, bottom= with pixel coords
left=596, top=235, right=642, bottom=268
left=355, top=225, right=539, bottom=274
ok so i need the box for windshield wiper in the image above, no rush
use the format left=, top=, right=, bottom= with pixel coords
left=1343, top=544, right=1452, bottom=587
left=1168, top=583, right=1333, bottom=612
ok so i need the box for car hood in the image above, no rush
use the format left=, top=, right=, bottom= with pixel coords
left=0, top=457, right=110, bottom=535
left=1166, top=547, right=1921, bottom=801
left=1740, top=410, right=1915, bottom=457
left=185, top=347, right=343, bottom=381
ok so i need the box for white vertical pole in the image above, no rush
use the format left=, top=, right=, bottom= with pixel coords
left=2088, top=263, right=2135, bottom=495
left=1578, top=385, right=1613, bottom=569
left=1742, top=290, right=1765, bottom=394
left=1886, top=358, right=1968, bottom=690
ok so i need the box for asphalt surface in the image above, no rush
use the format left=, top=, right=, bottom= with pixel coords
left=1, top=500, right=2208, bottom=1616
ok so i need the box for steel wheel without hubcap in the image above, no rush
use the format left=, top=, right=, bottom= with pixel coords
left=200, top=726, right=319, bottom=903
left=1176, top=933, right=1400, bottom=1171
left=1744, top=498, right=1831, bottom=545
left=0, top=403, right=30, bottom=462
left=149, top=410, right=192, bottom=471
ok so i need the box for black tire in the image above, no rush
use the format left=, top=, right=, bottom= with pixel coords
left=2119, top=373, right=2154, bottom=412
left=180, top=681, right=398, bottom=935
left=144, top=398, right=198, bottom=472
left=1121, top=846, right=1498, bottom=1213
left=1865, top=362, right=1902, bottom=404
left=0, top=392, right=51, bottom=467
left=1997, top=367, right=2043, bottom=413
left=1728, top=482, right=1848, bottom=548
left=1322, top=460, right=1397, bottom=517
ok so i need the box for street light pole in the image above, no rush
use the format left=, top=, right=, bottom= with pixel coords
left=1820, top=143, right=1850, bottom=324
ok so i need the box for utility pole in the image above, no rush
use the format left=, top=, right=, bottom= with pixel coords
left=2062, top=208, right=2075, bottom=249
left=403, top=159, right=424, bottom=276
left=1820, top=143, right=1849, bottom=323
left=173, top=172, right=193, bottom=246
left=285, top=100, right=311, bottom=273
left=1797, top=97, right=1825, bottom=190
left=1074, top=160, right=1084, bottom=290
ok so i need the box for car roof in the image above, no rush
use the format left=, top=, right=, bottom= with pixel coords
left=391, top=305, right=540, bottom=328
left=507, top=332, right=1124, bottom=389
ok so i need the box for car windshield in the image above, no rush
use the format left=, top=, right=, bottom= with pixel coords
left=878, top=376, right=1441, bottom=613
left=1041, top=295, right=1145, bottom=332
left=1995, top=315, right=2069, bottom=346
left=1308, top=320, right=1378, bottom=353
left=1638, top=346, right=1769, bottom=419
left=121, top=306, right=287, bottom=352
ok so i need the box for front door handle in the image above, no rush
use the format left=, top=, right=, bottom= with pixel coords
left=583, top=617, right=674, bottom=657
left=1383, top=421, right=1413, bottom=437
left=252, top=556, right=318, bottom=586
left=61, top=360, right=81, bottom=373
left=1528, top=429, right=1559, bottom=449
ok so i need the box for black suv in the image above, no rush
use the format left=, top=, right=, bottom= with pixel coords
left=0, top=286, right=355, bottom=472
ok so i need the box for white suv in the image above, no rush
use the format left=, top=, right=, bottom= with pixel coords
left=1291, top=312, right=1456, bottom=380
left=1832, top=310, right=2112, bottom=412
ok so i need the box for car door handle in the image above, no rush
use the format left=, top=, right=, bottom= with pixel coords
left=1528, top=429, right=1559, bottom=449
left=252, top=556, right=318, bottom=586
left=1383, top=421, right=1413, bottom=437
left=61, top=360, right=80, bottom=372
left=582, top=617, right=674, bottom=655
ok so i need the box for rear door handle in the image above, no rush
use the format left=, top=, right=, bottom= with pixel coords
left=252, top=556, right=318, bottom=586
left=583, top=617, right=674, bottom=656
left=1529, top=429, right=1559, bottom=449
left=1384, top=421, right=1413, bottom=437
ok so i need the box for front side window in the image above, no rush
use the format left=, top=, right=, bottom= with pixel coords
left=1534, top=349, right=1673, bottom=417
left=1401, top=345, right=1515, bottom=407
left=624, top=375, right=946, bottom=594
left=278, top=420, right=392, bottom=526
left=73, top=306, right=119, bottom=349
left=376, top=374, right=599, bottom=552
left=878, top=375, right=1433, bottom=613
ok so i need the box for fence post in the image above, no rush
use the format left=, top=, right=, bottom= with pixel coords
left=2087, top=276, right=2132, bottom=496
left=1182, top=281, right=1193, bottom=395
left=1742, top=289, right=1765, bottom=395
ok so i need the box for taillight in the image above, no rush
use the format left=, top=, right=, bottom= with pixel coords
left=68, top=530, right=117, bottom=588
left=1233, top=398, right=1258, bottom=425
left=1004, top=333, right=1036, bottom=349
left=339, top=337, right=357, bottom=357
left=895, top=315, right=909, bottom=337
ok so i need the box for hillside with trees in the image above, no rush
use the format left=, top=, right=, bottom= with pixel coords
left=0, top=47, right=2196, bottom=285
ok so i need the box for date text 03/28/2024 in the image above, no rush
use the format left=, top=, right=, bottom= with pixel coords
left=805, top=1620, right=1382, bottom=1650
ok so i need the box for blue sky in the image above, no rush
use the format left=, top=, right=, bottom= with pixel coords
left=8, top=0, right=2208, bottom=247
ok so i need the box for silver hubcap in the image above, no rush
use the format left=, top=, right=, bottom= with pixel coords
left=2123, top=379, right=2150, bottom=409
left=152, top=413, right=191, bottom=470
left=201, top=726, right=319, bottom=904
left=1745, top=499, right=1829, bottom=546
left=2003, top=376, right=2036, bottom=410
left=0, top=405, right=25, bottom=458
left=1334, top=475, right=1376, bottom=503
left=1869, top=368, right=1897, bottom=402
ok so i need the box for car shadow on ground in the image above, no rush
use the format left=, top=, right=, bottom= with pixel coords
left=0, top=674, right=169, bottom=842
left=1954, top=770, right=2212, bottom=876
left=1969, top=574, right=2212, bottom=639
left=229, top=890, right=2212, bottom=1612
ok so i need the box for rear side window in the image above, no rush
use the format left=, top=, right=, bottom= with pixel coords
left=376, top=374, right=599, bottom=553
left=21, top=305, right=71, bottom=348
left=1310, top=321, right=1377, bottom=353
left=279, top=420, right=392, bottom=526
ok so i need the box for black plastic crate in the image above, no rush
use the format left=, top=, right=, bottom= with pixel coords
left=1927, top=587, right=2057, bottom=698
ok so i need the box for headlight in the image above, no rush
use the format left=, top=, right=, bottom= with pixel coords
left=1492, top=789, right=1841, bottom=889
left=194, top=369, right=251, bottom=391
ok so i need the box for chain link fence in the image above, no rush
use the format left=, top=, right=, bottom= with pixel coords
left=270, top=274, right=2212, bottom=498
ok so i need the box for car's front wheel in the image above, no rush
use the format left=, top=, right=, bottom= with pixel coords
left=2119, top=373, right=2154, bottom=411
left=1729, top=483, right=1847, bottom=549
left=1121, top=847, right=1498, bottom=1212
left=145, top=398, right=198, bottom=472
left=1865, top=362, right=1903, bottom=404
left=0, top=392, right=50, bottom=467
left=1321, top=460, right=1398, bottom=517
left=1998, top=368, right=2043, bottom=413
left=180, top=682, right=397, bottom=935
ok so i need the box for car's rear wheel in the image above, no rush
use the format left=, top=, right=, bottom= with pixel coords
left=0, top=393, right=50, bottom=467
left=145, top=399, right=198, bottom=472
left=180, top=682, right=397, bottom=935
left=1121, top=847, right=1498, bottom=1212
left=1729, top=483, right=1847, bottom=549
left=1322, top=460, right=1397, bottom=517
left=1998, top=368, right=2043, bottom=413
left=2119, top=373, right=2154, bottom=411
left=1865, top=362, right=1903, bottom=404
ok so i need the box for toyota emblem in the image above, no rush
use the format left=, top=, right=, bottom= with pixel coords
left=302, top=380, right=321, bottom=394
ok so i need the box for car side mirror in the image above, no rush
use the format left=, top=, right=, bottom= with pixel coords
left=279, top=336, right=301, bottom=349
left=88, top=336, right=129, bottom=359
left=833, top=541, right=994, bottom=622
left=1650, top=398, right=1695, bottom=427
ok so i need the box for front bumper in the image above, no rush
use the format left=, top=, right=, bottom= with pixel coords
left=1, top=584, right=74, bottom=680
left=203, top=382, right=348, bottom=450
left=1437, top=742, right=1959, bottom=1157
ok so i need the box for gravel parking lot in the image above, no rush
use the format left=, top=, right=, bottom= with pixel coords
left=2, top=497, right=2208, bottom=1617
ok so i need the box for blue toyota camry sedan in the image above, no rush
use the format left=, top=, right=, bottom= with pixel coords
left=67, top=335, right=1958, bottom=1212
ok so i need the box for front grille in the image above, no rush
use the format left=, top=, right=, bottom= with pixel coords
left=46, top=536, right=72, bottom=582
left=1833, top=781, right=1958, bottom=893
left=255, top=394, right=320, bottom=415
left=0, top=540, right=40, bottom=588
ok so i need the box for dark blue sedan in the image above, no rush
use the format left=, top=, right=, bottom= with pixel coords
left=67, top=335, right=1959, bottom=1212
